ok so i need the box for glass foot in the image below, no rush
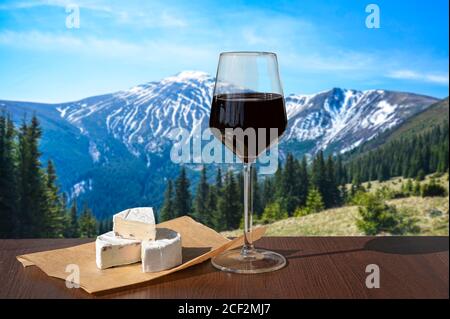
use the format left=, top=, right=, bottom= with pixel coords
left=211, top=248, right=286, bottom=274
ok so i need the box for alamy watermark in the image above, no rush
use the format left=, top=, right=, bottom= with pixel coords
left=365, top=4, right=381, bottom=29
left=65, top=264, right=80, bottom=288
left=365, top=264, right=380, bottom=289
left=168, top=127, right=280, bottom=174
left=65, top=4, right=80, bottom=29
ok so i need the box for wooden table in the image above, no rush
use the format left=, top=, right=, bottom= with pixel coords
left=0, top=237, right=448, bottom=299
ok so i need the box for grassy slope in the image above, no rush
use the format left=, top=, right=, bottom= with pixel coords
left=358, top=174, right=449, bottom=193
left=222, top=174, right=449, bottom=237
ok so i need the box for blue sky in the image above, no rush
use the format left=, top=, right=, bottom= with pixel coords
left=0, top=0, right=448, bottom=103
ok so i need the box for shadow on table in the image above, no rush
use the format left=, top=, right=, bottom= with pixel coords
left=181, top=247, right=213, bottom=263
left=364, top=237, right=449, bottom=255
left=279, top=237, right=449, bottom=261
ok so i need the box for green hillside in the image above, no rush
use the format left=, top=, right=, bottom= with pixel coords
left=223, top=197, right=448, bottom=237
left=346, top=97, right=449, bottom=155
left=386, top=97, right=449, bottom=141
left=342, top=98, right=448, bottom=184
left=222, top=174, right=449, bottom=237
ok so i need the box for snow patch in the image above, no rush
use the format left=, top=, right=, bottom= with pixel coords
left=162, top=71, right=210, bottom=83
left=285, top=94, right=313, bottom=119
left=56, top=106, right=70, bottom=118
left=371, top=101, right=397, bottom=125
left=145, top=154, right=151, bottom=168
left=70, top=179, right=93, bottom=199
left=340, top=139, right=364, bottom=154
left=89, top=141, right=101, bottom=163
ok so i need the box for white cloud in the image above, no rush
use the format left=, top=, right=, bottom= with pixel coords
left=160, top=11, right=187, bottom=28
left=0, top=30, right=213, bottom=65
left=283, top=50, right=376, bottom=72
left=387, top=69, right=449, bottom=85
left=0, top=3, right=447, bottom=92
left=242, top=29, right=267, bottom=45
left=0, top=0, right=188, bottom=29
left=0, top=0, right=112, bottom=13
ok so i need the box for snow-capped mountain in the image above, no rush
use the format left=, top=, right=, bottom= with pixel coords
left=52, top=71, right=437, bottom=164
left=0, top=71, right=438, bottom=217
left=284, top=88, right=437, bottom=155
left=58, top=71, right=214, bottom=161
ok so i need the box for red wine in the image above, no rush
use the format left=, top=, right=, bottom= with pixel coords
left=209, top=93, right=287, bottom=163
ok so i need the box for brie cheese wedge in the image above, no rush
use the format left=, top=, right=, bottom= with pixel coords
left=113, top=207, right=156, bottom=241
left=141, top=228, right=182, bottom=273
left=95, top=231, right=141, bottom=270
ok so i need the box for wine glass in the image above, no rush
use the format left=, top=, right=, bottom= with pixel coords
left=209, top=52, right=287, bottom=273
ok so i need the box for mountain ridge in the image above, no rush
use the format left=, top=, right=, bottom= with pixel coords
left=0, top=71, right=439, bottom=218
left=343, top=97, right=449, bottom=158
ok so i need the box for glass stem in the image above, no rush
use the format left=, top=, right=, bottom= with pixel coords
left=241, top=162, right=254, bottom=257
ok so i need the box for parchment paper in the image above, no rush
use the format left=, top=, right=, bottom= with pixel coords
left=16, top=216, right=266, bottom=294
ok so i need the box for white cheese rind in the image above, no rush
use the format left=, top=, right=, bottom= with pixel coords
left=95, top=231, right=141, bottom=270
left=113, top=207, right=156, bottom=241
left=114, top=207, right=155, bottom=224
left=141, top=228, right=182, bottom=273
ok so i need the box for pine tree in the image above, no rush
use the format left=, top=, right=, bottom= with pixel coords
left=174, top=166, right=191, bottom=217
left=416, top=169, right=426, bottom=181
left=206, top=185, right=219, bottom=229
left=217, top=171, right=241, bottom=230
left=106, top=218, right=113, bottom=233
left=97, top=217, right=112, bottom=234
left=252, top=168, right=263, bottom=216
left=42, top=160, right=65, bottom=237
left=436, top=148, right=447, bottom=173
left=377, top=163, right=389, bottom=182
left=237, top=170, right=244, bottom=206
left=96, top=217, right=112, bottom=235
left=78, top=203, right=97, bottom=238
left=17, top=120, right=30, bottom=237
left=210, top=167, right=225, bottom=230
left=325, top=155, right=340, bottom=207
left=215, top=167, right=223, bottom=191
left=0, top=113, right=18, bottom=238
left=311, top=151, right=328, bottom=207
left=279, top=153, right=300, bottom=215
left=160, top=180, right=175, bottom=222
left=17, top=116, right=47, bottom=237
left=335, top=155, right=346, bottom=185
left=305, top=187, right=325, bottom=213
left=339, top=185, right=349, bottom=204
left=98, top=219, right=107, bottom=234
left=65, top=200, right=79, bottom=237
left=262, top=177, right=275, bottom=209
left=260, top=201, right=288, bottom=224
left=297, top=156, right=309, bottom=207
left=274, top=163, right=284, bottom=198
left=193, top=166, right=214, bottom=226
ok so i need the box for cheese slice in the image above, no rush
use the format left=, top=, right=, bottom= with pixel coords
left=95, top=231, right=141, bottom=270
left=113, top=207, right=156, bottom=241
left=141, top=228, right=182, bottom=273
